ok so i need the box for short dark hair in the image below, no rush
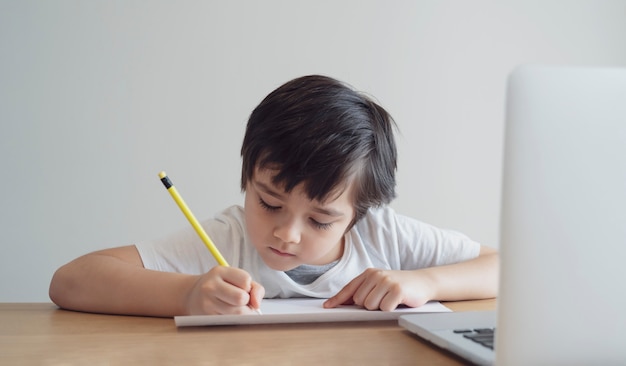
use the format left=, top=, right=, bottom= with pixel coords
left=241, top=75, right=397, bottom=226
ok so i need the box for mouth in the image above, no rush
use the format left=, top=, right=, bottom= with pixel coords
left=269, top=247, right=296, bottom=257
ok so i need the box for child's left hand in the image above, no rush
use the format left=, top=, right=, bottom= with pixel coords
left=323, top=268, right=434, bottom=311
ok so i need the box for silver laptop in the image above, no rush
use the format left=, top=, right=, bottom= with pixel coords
left=400, top=64, right=626, bottom=366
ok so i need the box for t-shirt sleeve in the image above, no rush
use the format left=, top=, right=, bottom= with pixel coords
left=356, top=207, right=481, bottom=270
left=135, top=225, right=214, bottom=274
left=395, top=213, right=481, bottom=269
left=135, top=206, right=246, bottom=274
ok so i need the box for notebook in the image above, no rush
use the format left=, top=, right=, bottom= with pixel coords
left=399, top=64, right=626, bottom=366
left=175, top=298, right=450, bottom=326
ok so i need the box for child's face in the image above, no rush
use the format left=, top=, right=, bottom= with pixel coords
left=244, top=167, right=355, bottom=271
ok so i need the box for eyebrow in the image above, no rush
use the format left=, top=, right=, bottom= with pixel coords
left=255, top=181, right=285, bottom=200
left=254, top=181, right=346, bottom=218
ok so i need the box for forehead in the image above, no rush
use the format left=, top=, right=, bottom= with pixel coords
left=252, top=166, right=355, bottom=205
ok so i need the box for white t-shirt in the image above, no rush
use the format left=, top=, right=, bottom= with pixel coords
left=135, top=205, right=481, bottom=299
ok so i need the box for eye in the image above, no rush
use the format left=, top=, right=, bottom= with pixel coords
left=310, top=218, right=333, bottom=231
left=258, top=198, right=280, bottom=212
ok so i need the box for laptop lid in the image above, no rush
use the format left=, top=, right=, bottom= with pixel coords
left=400, top=64, right=626, bottom=365
left=496, top=64, right=626, bottom=365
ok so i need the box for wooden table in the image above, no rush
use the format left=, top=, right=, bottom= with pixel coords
left=0, top=299, right=495, bottom=365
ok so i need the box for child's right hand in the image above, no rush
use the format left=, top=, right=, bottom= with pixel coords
left=184, top=266, right=265, bottom=315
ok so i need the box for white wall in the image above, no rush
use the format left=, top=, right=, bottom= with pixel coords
left=2, top=0, right=625, bottom=301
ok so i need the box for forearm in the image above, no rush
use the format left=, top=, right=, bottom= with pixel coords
left=421, top=249, right=499, bottom=301
left=49, top=252, right=196, bottom=317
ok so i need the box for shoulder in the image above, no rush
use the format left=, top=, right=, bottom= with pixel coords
left=355, top=205, right=395, bottom=226
left=353, top=205, right=424, bottom=235
left=135, top=205, right=248, bottom=273
left=210, top=205, right=246, bottom=231
left=350, top=205, right=481, bottom=268
left=346, top=206, right=417, bottom=268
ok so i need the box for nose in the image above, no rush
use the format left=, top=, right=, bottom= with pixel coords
left=273, top=216, right=301, bottom=244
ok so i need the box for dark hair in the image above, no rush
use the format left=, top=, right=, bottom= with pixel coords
left=241, top=75, right=397, bottom=226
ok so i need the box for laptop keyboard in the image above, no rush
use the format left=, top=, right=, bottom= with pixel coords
left=453, top=328, right=495, bottom=350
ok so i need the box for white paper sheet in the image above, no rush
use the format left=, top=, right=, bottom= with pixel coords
left=175, top=298, right=451, bottom=326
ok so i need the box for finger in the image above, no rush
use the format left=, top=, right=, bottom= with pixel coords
left=203, top=267, right=253, bottom=309
left=219, top=266, right=254, bottom=292
left=323, top=274, right=366, bottom=308
left=360, top=282, right=391, bottom=310
left=209, top=296, right=252, bottom=315
left=213, top=279, right=251, bottom=308
left=377, top=287, right=404, bottom=312
left=248, top=281, right=265, bottom=310
left=351, top=275, right=380, bottom=308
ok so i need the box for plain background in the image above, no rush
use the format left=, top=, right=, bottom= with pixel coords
left=2, top=0, right=626, bottom=301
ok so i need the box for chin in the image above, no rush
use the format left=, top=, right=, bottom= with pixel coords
left=270, top=263, right=299, bottom=272
left=264, top=259, right=300, bottom=272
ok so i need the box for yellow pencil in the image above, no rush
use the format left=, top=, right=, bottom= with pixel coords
left=158, top=171, right=229, bottom=266
left=158, top=171, right=262, bottom=314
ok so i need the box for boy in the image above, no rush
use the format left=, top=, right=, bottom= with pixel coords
left=49, top=75, right=498, bottom=316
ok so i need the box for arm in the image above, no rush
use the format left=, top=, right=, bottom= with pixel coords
left=49, top=245, right=264, bottom=317
left=324, top=245, right=498, bottom=311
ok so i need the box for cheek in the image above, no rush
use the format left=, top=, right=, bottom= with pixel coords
left=303, top=228, right=343, bottom=251
left=244, top=198, right=268, bottom=241
left=244, top=197, right=259, bottom=235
